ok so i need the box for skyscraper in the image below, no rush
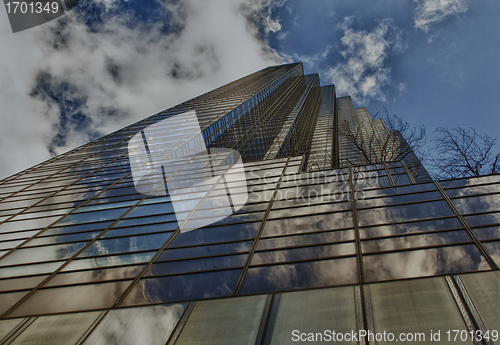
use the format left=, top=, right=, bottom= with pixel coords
left=0, top=63, right=498, bottom=344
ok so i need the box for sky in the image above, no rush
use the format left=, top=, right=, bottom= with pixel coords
left=0, top=0, right=499, bottom=179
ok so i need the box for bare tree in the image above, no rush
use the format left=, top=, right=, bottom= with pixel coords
left=339, top=108, right=426, bottom=166
left=430, top=127, right=500, bottom=179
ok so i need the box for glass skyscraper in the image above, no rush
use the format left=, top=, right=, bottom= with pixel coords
left=0, top=63, right=498, bottom=344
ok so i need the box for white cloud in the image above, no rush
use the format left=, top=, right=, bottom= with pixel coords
left=328, top=18, right=402, bottom=104
left=0, top=0, right=285, bottom=179
left=414, top=0, right=468, bottom=32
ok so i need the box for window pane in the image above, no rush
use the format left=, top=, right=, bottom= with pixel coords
left=257, top=230, right=355, bottom=250
left=460, top=271, right=500, bottom=334
left=146, top=254, right=247, bottom=276
left=240, top=257, right=359, bottom=294
left=262, top=212, right=353, bottom=237
left=83, top=304, right=186, bottom=345
left=368, top=277, right=470, bottom=345
left=361, top=230, right=473, bottom=253
left=0, top=275, right=49, bottom=292
left=10, top=311, right=101, bottom=345
left=79, top=233, right=173, bottom=257
left=0, top=291, right=29, bottom=315
left=9, top=281, right=132, bottom=317
left=159, top=241, right=253, bottom=261
left=121, top=269, right=240, bottom=306
left=360, top=217, right=462, bottom=239
left=45, top=265, right=145, bottom=286
left=168, top=223, right=260, bottom=248
left=472, top=226, right=500, bottom=240
left=251, top=243, right=355, bottom=265
left=363, top=244, right=490, bottom=282
left=0, top=262, right=64, bottom=278
left=270, top=287, right=357, bottom=345
left=63, top=252, right=156, bottom=271
left=0, top=318, right=24, bottom=342
left=483, top=241, right=500, bottom=266
left=0, top=242, right=87, bottom=266
left=357, top=200, right=455, bottom=227
left=175, top=295, right=266, bottom=345
left=103, top=223, right=178, bottom=238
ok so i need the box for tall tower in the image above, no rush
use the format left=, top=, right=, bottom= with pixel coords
left=0, top=63, right=498, bottom=345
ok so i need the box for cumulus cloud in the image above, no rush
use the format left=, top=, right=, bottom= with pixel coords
left=328, top=18, right=402, bottom=104
left=414, top=0, right=468, bottom=32
left=0, top=0, right=285, bottom=179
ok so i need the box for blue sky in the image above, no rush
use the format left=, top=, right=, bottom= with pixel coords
left=0, top=0, right=498, bottom=178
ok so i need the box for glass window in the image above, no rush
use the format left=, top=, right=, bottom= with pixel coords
left=471, top=226, right=500, bottom=240
left=83, top=304, right=186, bottom=345
left=120, top=269, right=240, bottom=306
left=63, top=252, right=155, bottom=271
left=357, top=200, right=455, bottom=227
left=252, top=243, right=355, bottom=265
left=103, top=223, right=177, bottom=238
left=55, top=207, right=130, bottom=225
left=270, top=287, right=357, bottom=345
left=123, top=202, right=176, bottom=218
left=262, top=212, right=353, bottom=237
left=460, top=271, right=500, bottom=334
left=464, top=212, right=500, bottom=227
left=483, top=241, right=500, bottom=266
left=146, top=254, right=247, bottom=276
left=79, top=232, right=172, bottom=257
left=269, top=202, right=352, bottom=219
left=158, top=241, right=252, bottom=261
left=42, top=221, right=114, bottom=236
left=0, top=318, right=24, bottom=342
left=0, top=261, right=64, bottom=278
left=257, top=230, right=355, bottom=250
left=0, top=242, right=87, bottom=267
left=10, top=311, right=101, bottom=345
left=114, top=214, right=178, bottom=227
left=23, top=231, right=101, bottom=247
left=175, top=295, right=267, bottom=345
left=356, top=191, right=443, bottom=208
left=0, top=275, right=49, bottom=292
left=8, top=280, right=132, bottom=317
left=45, top=265, right=145, bottom=287
left=168, top=222, right=260, bottom=248
left=361, top=230, right=473, bottom=253
left=0, top=290, right=29, bottom=315
left=363, top=244, right=490, bottom=282
left=239, top=257, right=359, bottom=295
left=451, top=194, right=500, bottom=215
left=368, top=277, right=471, bottom=344
left=360, top=217, right=463, bottom=239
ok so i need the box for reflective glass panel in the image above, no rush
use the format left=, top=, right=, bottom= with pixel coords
left=262, top=212, right=353, bottom=237
left=83, top=304, right=186, bottom=345
left=239, top=257, right=359, bottom=294
left=460, top=271, right=500, bottom=334
left=9, top=280, right=132, bottom=317
left=158, top=241, right=252, bottom=261
left=257, top=230, right=355, bottom=250
left=363, top=244, right=490, bottom=282
left=0, top=291, right=29, bottom=315
left=270, top=287, right=357, bottom=345
left=121, top=269, right=240, bottom=306
left=10, top=311, right=101, bottom=345
left=361, top=230, right=473, bottom=253
left=175, top=295, right=266, bottom=345
left=79, top=233, right=172, bottom=257
left=472, top=226, right=500, bottom=240
left=0, top=275, right=48, bottom=292
left=168, top=223, right=260, bottom=248
left=483, top=241, right=500, bottom=266
left=63, top=251, right=155, bottom=271
left=0, top=318, right=24, bottom=342
left=103, top=223, right=177, bottom=238
left=368, top=277, right=470, bottom=345
left=0, top=242, right=86, bottom=266
left=251, top=243, right=355, bottom=265
left=45, top=265, right=145, bottom=286
left=0, top=261, right=64, bottom=278
left=360, top=217, right=463, bottom=239
left=146, top=254, right=247, bottom=276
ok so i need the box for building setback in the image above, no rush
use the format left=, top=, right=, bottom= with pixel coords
left=0, top=63, right=498, bottom=344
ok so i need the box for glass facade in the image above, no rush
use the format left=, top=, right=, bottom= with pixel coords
left=0, top=63, right=498, bottom=344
